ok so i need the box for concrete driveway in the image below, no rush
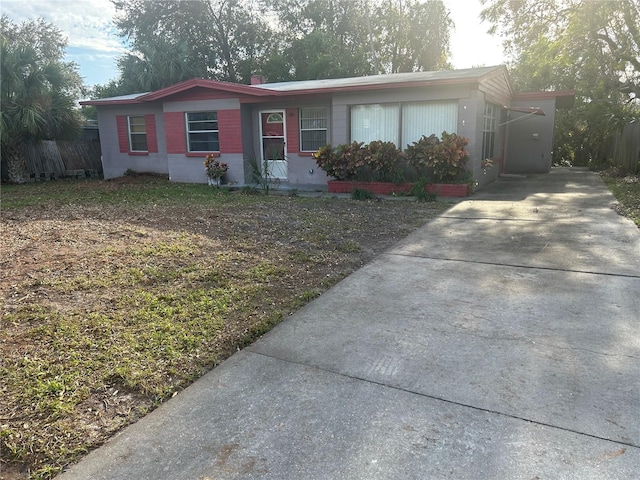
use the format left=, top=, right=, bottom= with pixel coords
left=58, top=168, right=640, bottom=479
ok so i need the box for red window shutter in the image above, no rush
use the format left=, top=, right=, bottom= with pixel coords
left=286, top=108, right=299, bottom=154
left=116, top=115, right=129, bottom=153
left=164, top=112, right=186, bottom=153
left=145, top=114, right=158, bottom=153
left=218, top=110, right=242, bottom=153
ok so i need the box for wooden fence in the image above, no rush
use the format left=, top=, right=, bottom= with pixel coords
left=611, top=122, right=640, bottom=174
left=20, top=139, right=102, bottom=181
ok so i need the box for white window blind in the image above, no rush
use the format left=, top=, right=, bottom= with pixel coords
left=402, top=101, right=458, bottom=147
left=351, top=104, right=400, bottom=145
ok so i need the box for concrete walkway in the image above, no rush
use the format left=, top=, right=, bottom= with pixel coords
left=59, top=168, right=640, bottom=479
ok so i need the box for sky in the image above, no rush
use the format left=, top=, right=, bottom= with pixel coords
left=1, top=0, right=505, bottom=88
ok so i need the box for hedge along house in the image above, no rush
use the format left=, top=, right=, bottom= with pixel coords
left=81, top=65, right=574, bottom=190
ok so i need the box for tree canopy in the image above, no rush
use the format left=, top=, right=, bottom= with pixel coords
left=1, top=15, right=84, bottom=182
left=96, top=0, right=453, bottom=96
left=481, top=0, right=640, bottom=166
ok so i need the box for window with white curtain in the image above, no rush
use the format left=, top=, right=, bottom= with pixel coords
left=351, top=104, right=400, bottom=145
left=402, top=101, right=458, bottom=147
left=350, top=101, right=458, bottom=148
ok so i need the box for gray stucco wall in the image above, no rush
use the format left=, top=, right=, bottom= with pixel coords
left=329, top=85, right=503, bottom=190
left=168, top=153, right=244, bottom=184
left=97, top=104, right=168, bottom=180
left=504, top=99, right=557, bottom=174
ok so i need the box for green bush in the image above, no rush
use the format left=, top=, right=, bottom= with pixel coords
left=361, top=140, right=404, bottom=182
left=313, top=142, right=366, bottom=180
left=406, top=132, right=470, bottom=183
left=315, top=141, right=405, bottom=182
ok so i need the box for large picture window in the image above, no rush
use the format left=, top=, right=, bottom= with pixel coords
left=482, top=103, right=498, bottom=160
left=299, top=108, right=327, bottom=151
left=351, top=101, right=458, bottom=149
left=186, top=111, right=219, bottom=152
left=402, top=101, right=457, bottom=146
left=351, top=104, right=400, bottom=145
left=128, top=116, right=147, bottom=152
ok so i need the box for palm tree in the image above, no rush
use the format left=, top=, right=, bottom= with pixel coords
left=1, top=15, right=82, bottom=183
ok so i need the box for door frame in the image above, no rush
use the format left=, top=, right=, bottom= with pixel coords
left=258, top=109, right=287, bottom=180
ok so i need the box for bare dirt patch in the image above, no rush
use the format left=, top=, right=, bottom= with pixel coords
left=0, top=178, right=448, bottom=479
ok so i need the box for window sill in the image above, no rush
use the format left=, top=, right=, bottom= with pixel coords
left=298, top=151, right=316, bottom=157
left=186, top=152, right=220, bottom=157
left=128, top=151, right=149, bottom=156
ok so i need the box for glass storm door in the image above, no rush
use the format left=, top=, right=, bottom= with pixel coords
left=260, top=111, right=287, bottom=179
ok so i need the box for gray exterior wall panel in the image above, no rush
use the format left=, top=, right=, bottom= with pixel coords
left=505, top=99, right=556, bottom=174
left=97, top=105, right=168, bottom=180
left=168, top=153, right=244, bottom=184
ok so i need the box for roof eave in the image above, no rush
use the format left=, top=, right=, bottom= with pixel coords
left=514, top=89, right=576, bottom=108
left=137, top=78, right=278, bottom=102
left=80, top=98, right=143, bottom=106
left=261, top=76, right=488, bottom=96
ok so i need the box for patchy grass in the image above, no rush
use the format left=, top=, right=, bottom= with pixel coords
left=601, top=169, right=640, bottom=227
left=0, top=176, right=448, bottom=479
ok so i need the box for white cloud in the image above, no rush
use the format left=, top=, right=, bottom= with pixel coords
left=2, top=0, right=124, bottom=53
left=1, top=0, right=124, bottom=84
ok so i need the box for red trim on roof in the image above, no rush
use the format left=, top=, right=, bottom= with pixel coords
left=137, top=78, right=275, bottom=102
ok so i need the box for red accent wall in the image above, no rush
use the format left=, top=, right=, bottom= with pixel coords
left=286, top=108, right=299, bottom=154
left=164, top=112, right=186, bottom=153
left=145, top=114, right=158, bottom=153
left=218, top=109, right=242, bottom=153
left=116, top=115, right=129, bottom=153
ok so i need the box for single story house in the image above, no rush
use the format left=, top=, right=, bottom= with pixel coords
left=81, top=66, right=574, bottom=190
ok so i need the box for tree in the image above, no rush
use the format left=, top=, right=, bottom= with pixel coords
left=101, top=0, right=455, bottom=96
left=265, top=0, right=452, bottom=78
left=111, top=0, right=274, bottom=88
left=265, top=0, right=374, bottom=79
left=481, top=0, right=640, bottom=167
left=373, top=0, right=452, bottom=73
left=1, top=15, right=83, bottom=183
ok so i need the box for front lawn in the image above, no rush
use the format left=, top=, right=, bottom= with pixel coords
left=0, top=176, right=447, bottom=479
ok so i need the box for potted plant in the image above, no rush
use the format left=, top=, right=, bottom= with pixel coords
left=204, top=154, right=229, bottom=187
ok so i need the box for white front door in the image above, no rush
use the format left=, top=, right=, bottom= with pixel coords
left=259, top=110, right=287, bottom=179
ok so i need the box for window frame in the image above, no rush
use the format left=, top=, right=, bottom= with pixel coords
left=299, top=107, right=328, bottom=152
left=482, top=103, right=498, bottom=160
left=350, top=101, right=458, bottom=149
left=185, top=111, right=220, bottom=153
left=128, top=115, right=148, bottom=152
left=350, top=103, right=401, bottom=146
